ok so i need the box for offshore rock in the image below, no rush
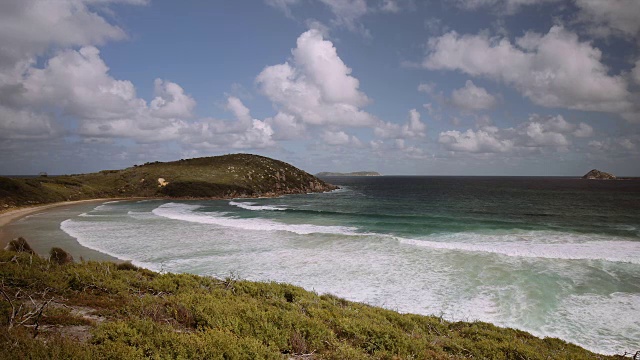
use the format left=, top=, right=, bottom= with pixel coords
left=582, top=169, right=616, bottom=180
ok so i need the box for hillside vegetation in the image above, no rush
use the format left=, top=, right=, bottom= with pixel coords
left=0, top=247, right=622, bottom=360
left=0, top=154, right=336, bottom=209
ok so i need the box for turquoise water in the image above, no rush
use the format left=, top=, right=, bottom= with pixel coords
left=12, top=177, right=640, bottom=354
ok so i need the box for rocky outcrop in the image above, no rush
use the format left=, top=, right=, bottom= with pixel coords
left=582, top=169, right=616, bottom=180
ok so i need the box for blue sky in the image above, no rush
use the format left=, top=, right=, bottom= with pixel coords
left=1, top=0, right=639, bottom=176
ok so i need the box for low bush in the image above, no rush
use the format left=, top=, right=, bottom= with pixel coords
left=5, top=237, right=35, bottom=254
left=0, top=249, right=623, bottom=359
left=49, top=247, right=73, bottom=265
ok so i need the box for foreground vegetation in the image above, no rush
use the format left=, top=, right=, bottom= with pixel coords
left=0, top=244, right=624, bottom=360
left=0, top=154, right=336, bottom=209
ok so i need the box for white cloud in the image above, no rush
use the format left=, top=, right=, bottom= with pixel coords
left=589, top=136, right=638, bottom=156
left=265, top=112, right=307, bottom=140
left=417, top=82, right=436, bottom=95
left=264, top=0, right=300, bottom=17
left=180, top=97, right=276, bottom=150
left=257, top=29, right=377, bottom=128
left=423, top=26, right=639, bottom=122
left=374, top=109, right=426, bottom=139
left=380, top=0, right=415, bottom=13
left=438, top=114, right=592, bottom=153
left=150, top=79, right=196, bottom=119
left=0, top=106, right=59, bottom=140
left=225, top=96, right=252, bottom=123
left=318, top=0, right=370, bottom=36
left=13, top=46, right=199, bottom=142
left=439, top=128, right=514, bottom=153
left=523, top=121, right=569, bottom=147
left=454, top=0, right=558, bottom=15
left=450, top=80, right=497, bottom=111
left=321, top=130, right=361, bottom=146
left=632, top=60, right=640, bottom=85
left=0, top=0, right=145, bottom=71
left=380, top=0, right=401, bottom=13
left=574, top=0, right=640, bottom=38
left=572, top=122, right=594, bottom=138
left=22, top=46, right=144, bottom=121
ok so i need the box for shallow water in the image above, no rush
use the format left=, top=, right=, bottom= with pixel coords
left=10, top=177, right=640, bottom=354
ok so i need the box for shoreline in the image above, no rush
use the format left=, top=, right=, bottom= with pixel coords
left=0, top=188, right=337, bottom=258
left=0, top=198, right=150, bottom=250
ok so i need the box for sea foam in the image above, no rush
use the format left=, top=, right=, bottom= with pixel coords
left=398, top=232, right=640, bottom=264
left=229, top=201, right=287, bottom=211
left=152, top=202, right=358, bottom=235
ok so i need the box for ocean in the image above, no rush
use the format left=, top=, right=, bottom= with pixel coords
left=8, top=176, right=640, bottom=354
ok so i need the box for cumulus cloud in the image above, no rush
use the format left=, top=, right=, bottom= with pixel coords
left=265, top=112, right=307, bottom=140
left=574, top=0, right=640, bottom=39
left=11, top=46, right=198, bottom=142
left=450, top=80, right=497, bottom=111
left=589, top=136, right=639, bottom=157
left=374, top=109, right=426, bottom=139
left=439, top=128, right=514, bottom=153
left=257, top=29, right=377, bottom=128
left=0, top=0, right=148, bottom=144
left=380, top=0, right=415, bottom=13
left=632, top=60, right=640, bottom=85
left=180, top=97, right=276, bottom=150
left=453, top=0, right=559, bottom=15
left=438, top=114, right=592, bottom=153
left=572, top=122, right=594, bottom=138
left=423, top=26, right=639, bottom=122
left=150, top=79, right=196, bottom=119
left=0, top=0, right=145, bottom=71
left=0, top=106, right=59, bottom=140
left=321, top=130, right=361, bottom=146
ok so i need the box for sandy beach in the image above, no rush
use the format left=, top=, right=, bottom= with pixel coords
left=0, top=198, right=143, bottom=260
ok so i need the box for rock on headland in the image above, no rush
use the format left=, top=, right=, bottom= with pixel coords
left=582, top=169, right=616, bottom=180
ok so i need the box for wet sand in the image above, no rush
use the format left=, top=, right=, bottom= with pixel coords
left=0, top=199, right=142, bottom=262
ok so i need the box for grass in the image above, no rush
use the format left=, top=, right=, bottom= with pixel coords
left=0, top=154, right=337, bottom=209
left=0, top=246, right=625, bottom=359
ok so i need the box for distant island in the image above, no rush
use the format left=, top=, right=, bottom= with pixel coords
left=316, top=171, right=381, bottom=177
left=582, top=169, right=616, bottom=180
left=0, top=154, right=337, bottom=209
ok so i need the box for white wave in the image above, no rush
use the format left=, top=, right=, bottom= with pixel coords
left=61, top=220, right=135, bottom=262
left=539, top=292, right=640, bottom=355
left=229, top=201, right=287, bottom=211
left=152, top=202, right=357, bottom=235
left=77, top=212, right=104, bottom=217
left=398, top=232, right=640, bottom=264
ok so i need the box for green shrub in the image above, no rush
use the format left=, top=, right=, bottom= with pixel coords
left=50, top=247, right=74, bottom=265
left=5, top=237, right=35, bottom=254
left=116, top=262, right=139, bottom=271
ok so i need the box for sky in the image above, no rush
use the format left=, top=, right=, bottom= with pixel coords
left=1, top=0, right=639, bottom=176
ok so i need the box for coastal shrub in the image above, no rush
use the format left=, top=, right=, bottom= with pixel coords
left=115, top=262, right=138, bottom=271
left=158, top=180, right=254, bottom=198
left=5, top=237, right=35, bottom=254
left=0, top=249, right=621, bottom=359
left=49, top=247, right=74, bottom=265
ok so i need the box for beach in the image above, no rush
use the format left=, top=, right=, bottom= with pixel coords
left=0, top=198, right=138, bottom=262
left=3, top=177, right=639, bottom=354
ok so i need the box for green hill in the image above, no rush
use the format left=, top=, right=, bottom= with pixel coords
left=0, top=248, right=619, bottom=359
left=0, top=154, right=337, bottom=209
